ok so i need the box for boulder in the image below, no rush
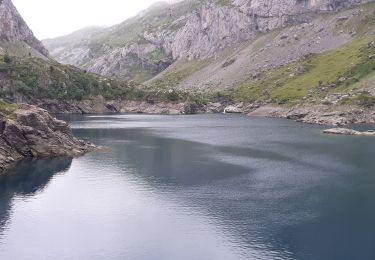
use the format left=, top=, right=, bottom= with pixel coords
left=322, top=128, right=375, bottom=136
left=0, top=104, right=97, bottom=172
left=224, top=105, right=242, bottom=114
left=184, top=102, right=199, bottom=114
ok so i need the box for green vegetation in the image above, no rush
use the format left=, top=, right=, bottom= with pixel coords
left=341, top=92, right=375, bottom=107
left=234, top=37, right=375, bottom=105
left=212, top=0, right=233, bottom=6
left=3, top=51, right=11, bottom=63
left=146, top=49, right=168, bottom=61
left=0, top=54, right=212, bottom=104
left=0, top=55, right=148, bottom=101
left=150, top=59, right=212, bottom=89
left=0, top=100, right=18, bottom=115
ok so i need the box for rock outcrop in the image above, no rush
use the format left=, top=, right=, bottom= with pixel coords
left=248, top=104, right=375, bottom=125
left=0, top=104, right=96, bottom=172
left=0, top=0, right=48, bottom=57
left=322, top=128, right=375, bottom=136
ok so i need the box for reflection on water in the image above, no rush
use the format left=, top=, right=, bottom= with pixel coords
left=0, top=114, right=375, bottom=260
left=0, top=158, right=72, bottom=237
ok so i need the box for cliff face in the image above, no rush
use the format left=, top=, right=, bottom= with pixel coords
left=0, top=0, right=48, bottom=56
left=168, top=0, right=371, bottom=59
left=0, top=104, right=96, bottom=172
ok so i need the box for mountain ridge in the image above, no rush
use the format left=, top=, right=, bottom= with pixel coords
left=43, top=0, right=374, bottom=83
left=0, top=0, right=48, bottom=57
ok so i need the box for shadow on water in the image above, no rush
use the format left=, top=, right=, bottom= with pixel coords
left=0, top=158, right=72, bottom=235
left=77, top=128, right=254, bottom=187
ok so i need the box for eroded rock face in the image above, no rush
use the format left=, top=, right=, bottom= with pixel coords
left=0, top=104, right=96, bottom=172
left=0, top=0, right=48, bottom=56
left=170, top=0, right=371, bottom=59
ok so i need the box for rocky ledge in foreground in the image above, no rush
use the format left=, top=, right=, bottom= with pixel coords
left=322, top=128, right=375, bottom=136
left=0, top=104, right=96, bottom=172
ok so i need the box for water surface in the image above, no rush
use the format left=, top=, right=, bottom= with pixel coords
left=0, top=114, right=374, bottom=260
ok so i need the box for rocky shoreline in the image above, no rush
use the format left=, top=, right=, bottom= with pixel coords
left=1, top=100, right=373, bottom=171
left=35, top=99, right=375, bottom=126
left=0, top=104, right=97, bottom=172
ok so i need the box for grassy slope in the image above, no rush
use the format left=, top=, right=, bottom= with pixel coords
left=148, top=58, right=213, bottom=89
left=233, top=3, right=375, bottom=106
left=235, top=37, right=375, bottom=105
left=146, top=2, right=375, bottom=107
left=0, top=54, right=208, bottom=103
left=0, top=100, right=18, bottom=116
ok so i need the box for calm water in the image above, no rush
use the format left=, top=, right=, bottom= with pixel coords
left=0, top=114, right=375, bottom=260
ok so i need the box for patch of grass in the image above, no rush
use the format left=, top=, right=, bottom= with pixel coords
left=146, top=49, right=168, bottom=61
left=150, top=59, right=212, bottom=89
left=342, top=92, right=375, bottom=107
left=0, top=100, right=18, bottom=115
left=212, top=0, right=233, bottom=6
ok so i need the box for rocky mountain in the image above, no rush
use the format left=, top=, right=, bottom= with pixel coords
left=0, top=0, right=48, bottom=57
left=44, top=0, right=373, bottom=82
left=0, top=0, right=149, bottom=106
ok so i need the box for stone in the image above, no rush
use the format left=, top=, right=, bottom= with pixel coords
left=337, top=16, right=349, bottom=21
left=322, top=128, right=375, bottom=136
left=0, top=104, right=97, bottom=172
left=184, top=102, right=199, bottom=114
left=224, top=105, right=242, bottom=114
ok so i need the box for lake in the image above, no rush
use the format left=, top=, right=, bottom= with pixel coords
left=0, top=114, right=374, bottom=260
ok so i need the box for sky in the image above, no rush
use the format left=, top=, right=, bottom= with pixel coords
left=12, top=0, right=172, bottom=40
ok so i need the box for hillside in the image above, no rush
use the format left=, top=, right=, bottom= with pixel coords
left=0, top=0, right=153, bottom=108
left=0, top=0, right=374, bottom=123
left=0, top=0, right=48, bottom=57
left=43, top=1, right=201, bottom=83
left=43, top=0, right=375, bottom=109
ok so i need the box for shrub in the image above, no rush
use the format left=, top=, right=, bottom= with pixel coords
left=3, top=51, right=11, bottom=63
left=356, top=93, right=375, bottom=107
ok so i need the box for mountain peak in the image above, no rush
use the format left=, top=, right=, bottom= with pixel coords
left=0, top=0, right=48, bottom=56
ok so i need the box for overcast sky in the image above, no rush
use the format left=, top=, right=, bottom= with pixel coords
left=12, top=0, right=171, bottom=40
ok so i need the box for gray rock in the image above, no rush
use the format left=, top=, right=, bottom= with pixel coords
left=322, top=128, right=375, bottom=136
left=224, top=105, right=242, bottom=113
left=0, top=104, right=96, bottom=172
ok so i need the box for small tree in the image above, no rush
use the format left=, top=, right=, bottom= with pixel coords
left=3, top=51, right=11, bottom=63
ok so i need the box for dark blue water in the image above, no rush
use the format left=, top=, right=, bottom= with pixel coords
left=0, top=114, right=375, bottom=260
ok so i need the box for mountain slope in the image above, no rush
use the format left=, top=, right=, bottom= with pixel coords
left=0, top=0, right=145, bottom=106
left=44, top=0, right=373, bottom=83
left=43, top=1, right=201, bottom=83
left=0, top=0, right=48, bottom=57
